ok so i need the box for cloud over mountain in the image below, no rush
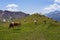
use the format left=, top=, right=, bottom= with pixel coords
left=6, top=4, right=19, bottom=11
left=42, top=0, right=60, bottom=14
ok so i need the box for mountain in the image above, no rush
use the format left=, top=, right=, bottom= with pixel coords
left=45, top=10, right=60, bottom=21
left=0, top=10, right=29, bottom=21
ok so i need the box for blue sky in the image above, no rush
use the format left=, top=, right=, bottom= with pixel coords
left=0, top=0, right=60, bottom=14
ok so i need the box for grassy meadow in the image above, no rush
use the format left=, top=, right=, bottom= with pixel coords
left=0, top=14, right=60, bottom=40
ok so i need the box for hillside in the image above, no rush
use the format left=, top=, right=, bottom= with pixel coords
left=0, top=14, right=60, bottom=40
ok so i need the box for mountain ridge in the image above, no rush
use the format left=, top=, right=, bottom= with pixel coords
left=0, top=10, right=29, bottom=21
left=45, top=10, right=60, bottom=21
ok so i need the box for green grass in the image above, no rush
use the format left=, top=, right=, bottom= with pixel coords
left=0, top=14, right=60, bottom=40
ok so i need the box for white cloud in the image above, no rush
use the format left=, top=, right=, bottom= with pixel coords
left=41, top=0, right=60, bottom=15
left=6, top=4, right=19, bottom=11
left=6, top=4, right=18, bottom=8
left=54, top=0, right=60, bottom=3
left=42, top=3, right=60, bottom=14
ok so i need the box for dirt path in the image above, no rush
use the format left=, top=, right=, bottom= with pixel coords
left=40, top=32, right=46, bottom=40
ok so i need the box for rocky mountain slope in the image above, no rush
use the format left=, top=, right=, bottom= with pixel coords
left=0, top=10, right=29, bottom=21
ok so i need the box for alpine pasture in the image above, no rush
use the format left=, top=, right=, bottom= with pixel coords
left=0, top=14, right=60, bottom=40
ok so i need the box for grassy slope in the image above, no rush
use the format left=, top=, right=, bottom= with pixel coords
left=0, top=14, right=60, bottom=40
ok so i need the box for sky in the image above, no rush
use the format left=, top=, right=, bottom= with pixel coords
left=0, top=0, right=60, bottom=14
